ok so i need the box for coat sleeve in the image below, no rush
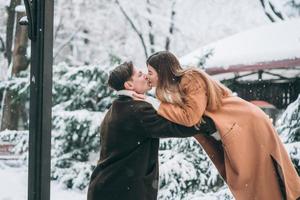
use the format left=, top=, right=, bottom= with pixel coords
left=133, top=101, right=215, bottom=138
left=157, top=71, right=208, bottom=127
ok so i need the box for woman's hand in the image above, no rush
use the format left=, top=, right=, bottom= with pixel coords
left=132, top=91, right=146, bottom=101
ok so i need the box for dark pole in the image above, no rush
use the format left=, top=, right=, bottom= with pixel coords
left=23, top=0, right=53, bottom=199
left=258, top=70, right=263, bottom=80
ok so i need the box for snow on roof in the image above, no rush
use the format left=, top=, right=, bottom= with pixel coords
left=180, top=18, right=300, bottom=73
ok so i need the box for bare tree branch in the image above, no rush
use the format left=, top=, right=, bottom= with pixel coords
left=115, top=0, right=148, bottom=58
left=54, top=15, right=63, bottom=41
left=268, top=1, right=285, bottom=20
left=0, top=36, right=5, bottom=52
left=260, top=0, right=275, bottom=22
left=53, top=27, right=82, bottom=61
left=165, top=0, right=176, bottom=50
left=146, top=0, right=155, bottom=54
left=259, top=0, right=285, bottom=22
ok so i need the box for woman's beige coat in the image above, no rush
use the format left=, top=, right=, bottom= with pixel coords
left=157, top=71, right=300, bottom=200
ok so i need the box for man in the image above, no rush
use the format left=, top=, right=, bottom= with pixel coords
left=87, top=61, right=217, bottom=200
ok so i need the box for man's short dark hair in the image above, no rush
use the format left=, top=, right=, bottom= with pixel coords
left=108, top=61, right=134, bottom=91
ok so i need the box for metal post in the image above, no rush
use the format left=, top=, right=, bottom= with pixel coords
left=258, top=70, right=263, bottom=80
left=26, top=0, right=53, bottom=199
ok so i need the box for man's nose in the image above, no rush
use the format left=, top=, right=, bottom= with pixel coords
left=143, top=74, right=148, bottom=80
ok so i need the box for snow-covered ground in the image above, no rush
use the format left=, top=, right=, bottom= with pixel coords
left=0, top=162, right=232, bottom=200
left=0, top=162, right=86, bottom=200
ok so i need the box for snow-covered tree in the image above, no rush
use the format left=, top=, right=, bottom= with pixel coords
left=1, top=62, right=299, bottom=199
left=0, top=129, right=28, bottom=157
left=0, top=1, right=29, bottom=131
left=158, top=137, right=225, bottom=200
left=0, top=63, right=115, bottom=190
left=277, top=94, right=300, bottom=175
left=0, top=62, right=228, bottom=194
left=9, top=0, right=266, bottom=68
left=50, top=63, right=113, bottom=189
left=0, top=70, right=30, bottom=130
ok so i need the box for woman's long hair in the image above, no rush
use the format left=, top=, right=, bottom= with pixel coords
left=146, top=51, right=232, bottom=111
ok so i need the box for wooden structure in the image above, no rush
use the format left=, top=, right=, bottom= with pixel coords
left=0, top=142, right=14, bottom=155
left=224, top=72, right=300, bottom=109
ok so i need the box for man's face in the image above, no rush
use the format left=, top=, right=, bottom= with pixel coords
left=125, top=67, right=152, bottom=94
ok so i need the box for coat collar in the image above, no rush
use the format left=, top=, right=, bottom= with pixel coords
left=116, top=90, right=134, bottom=98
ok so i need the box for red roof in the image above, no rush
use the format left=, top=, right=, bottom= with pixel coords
left=206, top=58, right=300, bottom=75
left=250, top=100, right=276, bottom=108
left=205, top=58, right=300, bottom=75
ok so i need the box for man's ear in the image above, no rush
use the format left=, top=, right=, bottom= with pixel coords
left=124, top=81, right=133, bottom=90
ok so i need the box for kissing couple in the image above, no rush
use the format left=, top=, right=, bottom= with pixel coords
left=87, top=51, right=300, bottom=200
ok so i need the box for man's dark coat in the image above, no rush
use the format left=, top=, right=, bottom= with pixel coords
left=87, top=95, right=216, bottom=200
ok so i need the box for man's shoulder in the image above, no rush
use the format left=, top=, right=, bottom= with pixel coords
left=113, top=97, right=153, bottom=111
left=101, top=99, right=154, bottom=125
left=131, top=101, right=154, bottom=114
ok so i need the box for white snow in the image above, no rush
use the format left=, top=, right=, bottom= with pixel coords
left=180, top=18, right=300, bottom=69
left=0, top=59, right=7, bottom=81
left=0, top=165, right=86, bottom=200
left=19, top=16, right=28, bottom=25
left=15, top=5, right=25, bottom=13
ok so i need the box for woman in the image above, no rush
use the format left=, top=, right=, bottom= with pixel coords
left=142, top=51, right=300, bottom=200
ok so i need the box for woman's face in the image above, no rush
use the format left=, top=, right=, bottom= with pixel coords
left=147, top=64, right=159, bottom=87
